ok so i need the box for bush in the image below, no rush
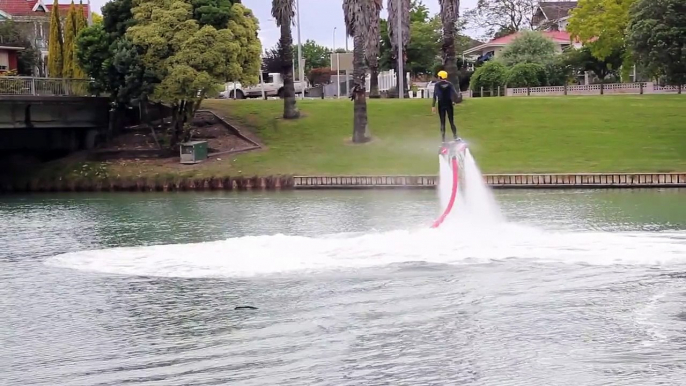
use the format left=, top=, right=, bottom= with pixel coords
left=505, top=63, right=547, bottom=88
left=500, top=31, right=556, bottom=67
left=544, top=57, right=572, bottom=86
left=469, top=61, right=507, bottom=92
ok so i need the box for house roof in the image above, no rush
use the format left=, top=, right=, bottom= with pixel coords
left=463, top=31, right=578, bottom=55
left=532, top=1, right=578, bottom=25
left=0, top=0, right=89, bottom=18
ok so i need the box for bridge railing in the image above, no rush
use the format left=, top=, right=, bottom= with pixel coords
left=0, top=76, right=96, bottom=97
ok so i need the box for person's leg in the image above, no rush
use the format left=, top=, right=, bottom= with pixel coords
left=438, top=104, right=447, bottom=142
left=447, top=104, right=458, bottom=139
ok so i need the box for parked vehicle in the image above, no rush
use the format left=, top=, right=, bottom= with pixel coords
left=220, top=72, right=308, bottom=99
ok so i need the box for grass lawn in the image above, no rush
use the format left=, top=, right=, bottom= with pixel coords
left=21, top=94, right=686, bottom=182
left=199, top=95, right=686, bottom=175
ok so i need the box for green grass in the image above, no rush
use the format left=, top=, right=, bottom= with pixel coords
left=201, top=95, right=686, bottom=175
left=19, top=94, right=686, bottom=182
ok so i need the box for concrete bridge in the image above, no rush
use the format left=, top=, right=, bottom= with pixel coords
left=0, top=77, right=110, bottom=153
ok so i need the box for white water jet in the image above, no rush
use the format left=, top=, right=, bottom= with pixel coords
left=437, top=147, right=504, bottom=227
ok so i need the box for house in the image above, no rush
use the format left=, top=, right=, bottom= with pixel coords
left=0, top=0, right=92, bottom=76
left=0, top=45, right=23, bottom=73
left=463, top=31, right=583, bottom=63
left=531, top=1, right=578, bottom=32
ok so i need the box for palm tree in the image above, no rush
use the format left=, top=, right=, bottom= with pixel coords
left=439, top=0, right=462, bottom=100
left=387, top=0, right=410, bottom=98
left=272, top=0, right=300, bottom=119
left=366, top=0, right=383, bottom=98
left=343, top=0, right=372, bottom=143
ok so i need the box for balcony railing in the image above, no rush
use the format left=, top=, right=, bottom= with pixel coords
left=0, top=76, right=97, bottom=97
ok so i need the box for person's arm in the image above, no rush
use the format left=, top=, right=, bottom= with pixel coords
left=432, top=82, right=439, bottom=112
left=450, top=82, right=460, bottom=103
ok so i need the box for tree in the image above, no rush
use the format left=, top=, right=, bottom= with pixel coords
left=563, top=45, right=623, bottom=81
left=92, top=12, right=104, bottom=24
left=567, top=0, right=636, bottom=79
left=439, top=0, right=460, bottom=93
left=72, top=0, right=88, bottom=79
left=261, top=44, right=281, bottom=73
left=47, top=0, right=63, bottom=77
left=125, top=0, right=260, bottom=146
left=499, top=30, right=556, bottom=66
left=62, top=1, right=78, bottom=78
left=405, top=15, right=441, bottom=75
left=469, top=60, right=507, bottom=92
left=272, top=0, right=299, bottom=119
left=627, top=0, right=686, bottom=90
left=505, top=62, right=546, bottom=87
left=0, top=20, right=40, bottom=76
left=343, top=0, right=372, bottom=143
left=366, top=0, right=383, bottom=98
left=387, top=0, right=411, bottom=97
left=464, top=0, right=538, bottom=40
left=299, top=39, right=331, bottom=72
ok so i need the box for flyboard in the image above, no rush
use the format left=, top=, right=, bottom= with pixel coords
left=431, top=139, right=468, bottom=229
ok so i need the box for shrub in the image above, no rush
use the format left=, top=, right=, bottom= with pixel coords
left=505, top=63, right=547, bottom=88
left=469, top=61, right=507, bottom=92
left=500, top=31, right=556, bottom=67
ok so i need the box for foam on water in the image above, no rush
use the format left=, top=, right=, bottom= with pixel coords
left=45, top=151, right=686, bottom=278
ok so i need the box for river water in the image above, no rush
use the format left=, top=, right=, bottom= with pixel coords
left=2, top=187, right=686, bottom=385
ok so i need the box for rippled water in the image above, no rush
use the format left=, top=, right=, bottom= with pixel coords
left=2, top=189, right=686, bottom=385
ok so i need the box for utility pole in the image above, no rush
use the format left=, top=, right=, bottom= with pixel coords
left=296, top=0, right=304, bottom=99
left=344, top=37, right=349, bottom=97
left=334, top=27, right=340, bottom=99
left=396, top=0, right=404, bottom=99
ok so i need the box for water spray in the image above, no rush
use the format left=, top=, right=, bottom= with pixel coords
left=431, top=140, right=468, bottom=229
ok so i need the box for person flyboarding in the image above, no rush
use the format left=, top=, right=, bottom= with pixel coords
left=431, top=70, right=461, bottom=144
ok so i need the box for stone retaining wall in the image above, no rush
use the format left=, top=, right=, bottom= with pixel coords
left=2, top=173, right=685, bottom=194
left=293, top=173, right=686, bottom=189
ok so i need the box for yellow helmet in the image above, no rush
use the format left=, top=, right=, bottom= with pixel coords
left=437, top=70, right=448, bottom=79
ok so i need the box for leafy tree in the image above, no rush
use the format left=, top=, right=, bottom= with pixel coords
left=627, top=0, right=686, bottom=89
left=127, top=0, right=261, bottom=145
left=439, top=0, right=460, bottom=92
left=261, top=43, right=282, bottom=73
left=469, top=60, right=507, bottom=91
left=62, top=1, right=78, bottom=78
left=47, top=0, right=63, bottom=77
left=544, top=55, right=573, bottom=86
left=92, top=12, right=104, bottom=24
left=300, top=39, right=331, bottom=72
left=379, top=0, right=441, bottom=76
left=464, top=0, right=538, bottom=39
left=343, top=0, right=372, bottom=143
left=505, top=62, right=546, bottom=87
left=567, top=0, right=636, bottom=79
left=499, top=30, right=556, bottom=66
left=563, top=45, right=623, bottom=81
left=406, top=16, right=441, bottom=76
left=0, top=20, right=40, bottom=75
left=272, top=0, right=299, bottom=119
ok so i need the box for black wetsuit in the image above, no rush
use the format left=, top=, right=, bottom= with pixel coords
left=432, top=79, right=459, bottom=142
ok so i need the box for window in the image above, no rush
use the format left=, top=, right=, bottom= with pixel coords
left=0, top=51, right=9, bottom=71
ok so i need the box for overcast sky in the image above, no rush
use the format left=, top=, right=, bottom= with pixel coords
left=87, top=0, right=480, bottom=51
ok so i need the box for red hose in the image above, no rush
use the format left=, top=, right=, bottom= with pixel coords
left=431, top=156, right=459, bottom=228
